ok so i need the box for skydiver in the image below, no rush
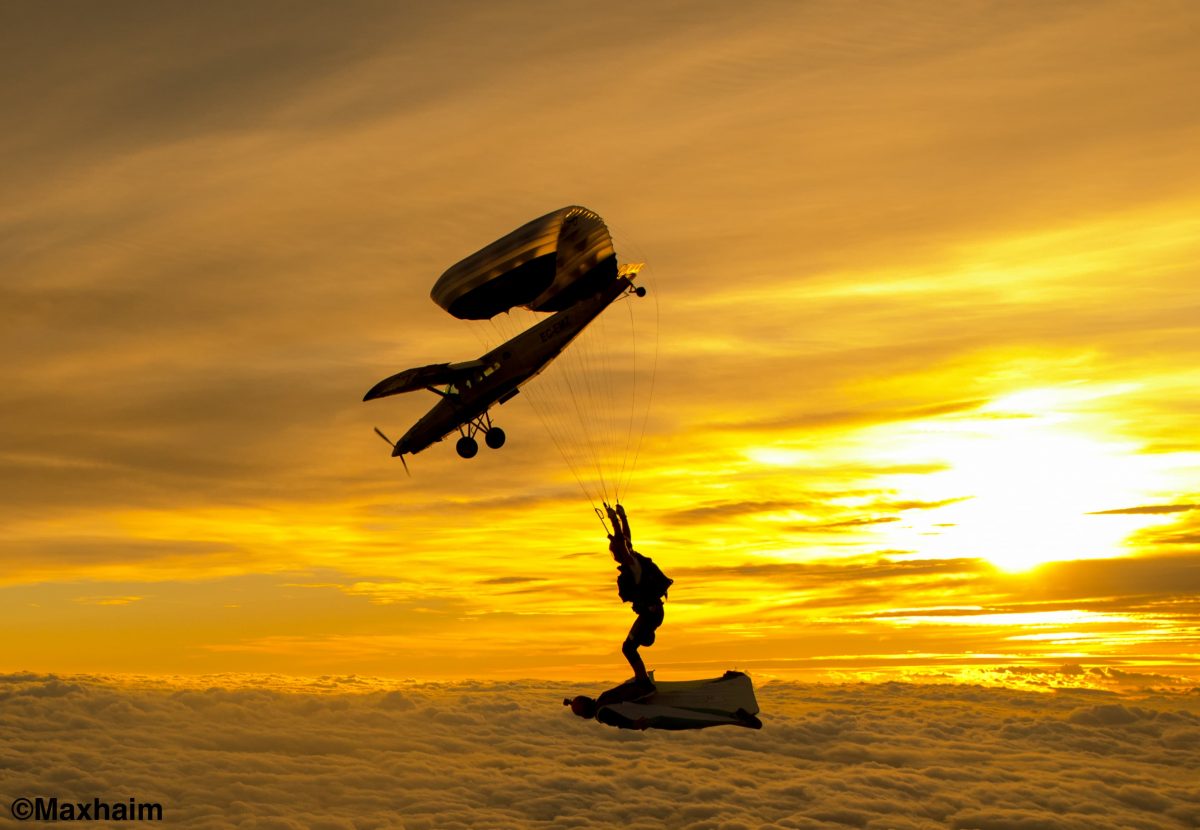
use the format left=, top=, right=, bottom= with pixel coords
left=563, top=688, right=763, bottom=731
left=605, top=502, right=672, bottom=697
left=564, top=685, right=652, bottom=730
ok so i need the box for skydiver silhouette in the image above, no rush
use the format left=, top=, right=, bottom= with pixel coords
left=605, top=502, right=672, bottom=696
left=564, top=684, right=652, bottom=730
left=563, top=680, right=764, bottom=731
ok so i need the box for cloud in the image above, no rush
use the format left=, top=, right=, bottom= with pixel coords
left=1089, top=504, right=1200, bottom=515
left=660, top=499, right=818, bottom=524
left=988, top=664, right=1197, bottom=692
left=73, top=595, right=144, bottom=606
left=3, top=674, right=1198, bottom=829
left=790, top=516, right=902, bottom=532
left=1014, top=554, right=1200, bottom=601
left=660, top=496, right=967, bottom=527
left=709, top=399, right=990, bottom=434
left=672, top=556, right=988, bottom=586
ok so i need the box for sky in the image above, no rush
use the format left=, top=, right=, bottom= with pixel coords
left=2, top=0, right=1199, bottom=684
left=2, top=672, right=1199, bottom=828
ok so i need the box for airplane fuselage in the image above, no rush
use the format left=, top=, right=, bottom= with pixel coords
left=393, top=275, right=633, bottom=456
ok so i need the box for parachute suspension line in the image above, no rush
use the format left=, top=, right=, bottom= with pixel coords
left=428, top=206, right=656, bottom=511
left=529, top=312, right=603, bottom=502
left=614, top=266, right=662, bottom=501
left=541, top=278, right=657, bottom=507
left=590, top=306, right=617, bottom=500
left=614, top=294, right=637, bottom=501
left=482, top=314, right=601, bottom=512
left=605, top=219, right=661, bottom=505
left=620, top=269, right=661, bottom=502
left=531, top=390, right=602, bottom=512
left=463, top=276, right=654, bottom=510
left=556, top=313, right=610, bottom=501
left=601, top=300, right=625, bottom=501
left=594, top=505, right=613, bottom=536
left=527, top=356, right=595, bottom=503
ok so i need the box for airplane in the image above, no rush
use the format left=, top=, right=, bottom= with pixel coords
left=364, top=267, right=645, bottom=466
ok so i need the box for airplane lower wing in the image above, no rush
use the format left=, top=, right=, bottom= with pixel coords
left=363, top=360, right=484, bottom=401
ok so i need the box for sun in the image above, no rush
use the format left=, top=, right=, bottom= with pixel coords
left=867, top=386, right=1174, bottom=571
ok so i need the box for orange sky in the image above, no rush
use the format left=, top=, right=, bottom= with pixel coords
left=2, top=0, right=1198, bottom=685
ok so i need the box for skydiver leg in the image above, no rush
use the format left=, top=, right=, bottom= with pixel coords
left=623, top=604, right=663, bottom=687
left=622, top=636, right=649, bottom=684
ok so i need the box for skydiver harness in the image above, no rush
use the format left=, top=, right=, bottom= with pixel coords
left=617, top=552, right=673, bottom=614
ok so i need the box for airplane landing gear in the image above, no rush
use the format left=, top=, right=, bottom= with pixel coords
left=456, top=436, right=479, bottom=458
left=456, top=412, right=503, bottom=458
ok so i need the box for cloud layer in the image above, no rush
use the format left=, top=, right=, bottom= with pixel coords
left=2, top=674, right=1198, bottom=829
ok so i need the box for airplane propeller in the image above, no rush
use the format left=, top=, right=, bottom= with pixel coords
left=374, top=427, right=410, bottom=476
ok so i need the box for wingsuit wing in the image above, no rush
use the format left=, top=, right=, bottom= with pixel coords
left=593, top=671, right=762, bottom=731
left=598, top=701, right=762, bottom=731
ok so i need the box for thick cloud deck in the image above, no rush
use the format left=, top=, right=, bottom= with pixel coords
left=1, top=674, right=1197, bottom=829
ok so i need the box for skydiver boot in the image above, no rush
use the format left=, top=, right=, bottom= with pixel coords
left=630, top=674, right=656, bottom=701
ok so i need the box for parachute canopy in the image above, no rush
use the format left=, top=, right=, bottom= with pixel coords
left=431, top=205, right=618, bottom=320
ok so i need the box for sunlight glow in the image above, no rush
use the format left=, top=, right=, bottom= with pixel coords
left=857, top=384, right=1180, bottom=570
left=877, top=609, right=1132, bottom=628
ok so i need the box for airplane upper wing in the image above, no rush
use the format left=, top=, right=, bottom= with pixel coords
left=363, top=360, right=484, bottom=401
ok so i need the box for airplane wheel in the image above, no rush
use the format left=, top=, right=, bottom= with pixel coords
left=456, top=436, right=479, bottom=458
left=485, top=428, right=506, bottom=449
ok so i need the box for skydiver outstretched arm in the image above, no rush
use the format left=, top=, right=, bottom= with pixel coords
left=604, top=502, right=632, bottom=546
left=615, top=503, right=632, bottom=547
left=605, top=503, right=640, bottom=580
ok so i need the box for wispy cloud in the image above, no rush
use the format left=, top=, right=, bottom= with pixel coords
left=1090, top=504, right=1200, bottom=515
left=708, top=399, right=989, bottom=433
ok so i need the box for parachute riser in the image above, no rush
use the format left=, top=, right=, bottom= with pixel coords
left=594, top=506, right=613, bottom=536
